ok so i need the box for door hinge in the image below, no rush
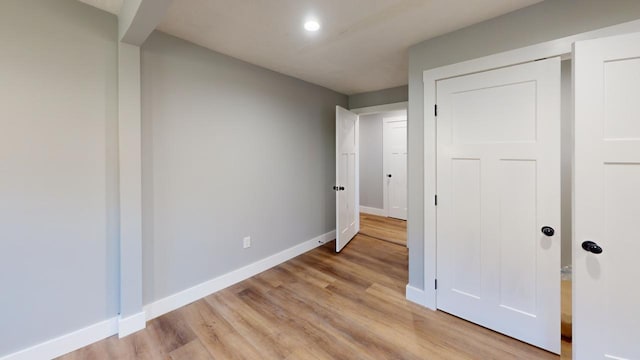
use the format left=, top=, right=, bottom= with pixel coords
left=434, top=195, right=438, bottom=206
left=435, top=279, right=438, bottom=290
left=434, top=104, right=438, bottom=117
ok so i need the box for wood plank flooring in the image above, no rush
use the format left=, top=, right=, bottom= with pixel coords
left=59, top=228, right=563, bottom=359
left=358, top=213, right=406, bottom=246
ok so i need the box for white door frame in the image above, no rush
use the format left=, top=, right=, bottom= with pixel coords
left=382, top=116, right=407, bottom=218
left=350, top=101, right=407, bottom=116
left=351, top=101, right=408, bottom=217
left=417, top=19, right=640, bottom=311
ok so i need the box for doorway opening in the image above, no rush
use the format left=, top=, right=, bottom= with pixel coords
left=358, top=108, right=407, bottom=247
left=335, top=102, right=408, bottom=252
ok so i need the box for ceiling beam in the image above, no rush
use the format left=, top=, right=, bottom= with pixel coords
left=119, top=0, right=172, bottom=45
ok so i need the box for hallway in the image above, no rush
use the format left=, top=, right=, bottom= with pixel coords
left=358, top=213, right=407, bottom=247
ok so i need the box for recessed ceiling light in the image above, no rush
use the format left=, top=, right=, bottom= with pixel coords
left=304, top=20, right=321, bottom=32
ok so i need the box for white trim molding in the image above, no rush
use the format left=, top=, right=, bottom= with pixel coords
left=0, top=318, right=118, bottom=360
left=2, top=231, right=335, bottom=359
left=360, top=206, right=386, bottom=217
left=350, top=101, right=407, bottom=115
left=144, top=230, right=336, bottom=321
left=118, top=311, right=146, bottom=338
left=422, top=19, right=640, bottom=312
left=405, top=284, right=429, bottom=308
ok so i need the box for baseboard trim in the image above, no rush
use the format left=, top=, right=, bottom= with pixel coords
left=360, top=206, right=386, bottom=217
left=144, top=230, right=336, bottom=321
left=1, top=231, right=336, bottom=360
left=118, top=311, right=146, bottom=338
left=0, top=317, right=118, bottom=360
left=406, top=284, right=435, bottom=310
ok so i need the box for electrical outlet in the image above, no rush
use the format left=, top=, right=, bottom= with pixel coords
left=243, top=236, right=251, bottom=249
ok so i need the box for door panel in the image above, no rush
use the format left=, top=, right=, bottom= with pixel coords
left=437, top=58, right=561, bottom=353
left=574, top=32, right=640, bottom=360
left=603, top=58, right=640, bottom=139
left=336, top=106, right=359, bottom=252
left=499, top=160, right=537, bottom=316
left=451, top=81, right=537, bottom=144
left=603, top=166, right=640, bottom=357
left=450, top=158, right=482, bottom=299
left=384, top=119, right=407, bottom=220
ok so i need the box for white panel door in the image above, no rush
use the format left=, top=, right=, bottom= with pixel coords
left=336, top=106, right=359, bottom=252
left=573, top=32, right=640, bottom=360
left=383, top=118, right=407, bottom=220
left=436, top=58, right=561, bottom=353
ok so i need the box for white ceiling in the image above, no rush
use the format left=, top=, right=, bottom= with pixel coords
left=78, top=0, right=542, bottom=95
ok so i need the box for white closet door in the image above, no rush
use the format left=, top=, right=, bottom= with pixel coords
left=436, top=57, right=561, bottom=353
left=573, top=31, right=640, bottom=360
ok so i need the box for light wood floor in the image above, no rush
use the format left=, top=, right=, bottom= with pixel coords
left=59, top=228, right=564, bottom=359
left=358, top=212, right=406, bottom=246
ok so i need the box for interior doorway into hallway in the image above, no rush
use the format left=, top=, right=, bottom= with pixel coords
left=355, top=102, right=407, bottom=247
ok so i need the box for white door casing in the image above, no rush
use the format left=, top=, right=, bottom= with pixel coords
left=436, top=58, right=561, bottom=353
left=573, top=32, right=640, bottom=360
left=336, top=106, right=359, bottom=252
left=383, top=117, right=408, bottom=220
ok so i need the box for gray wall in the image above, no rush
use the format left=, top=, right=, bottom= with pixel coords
left=349, top=85, right=408, bottom=109
left=407, top=0, right=640, bottom=290
left=0, top=0, right=119, bottom=356
left=359, top=110, right=407, bottom=210
left=561, top=60, right=572, bottom=268
left=359, top=113, right=384, bottom=209
left=141, top=32, right=347, bottom=303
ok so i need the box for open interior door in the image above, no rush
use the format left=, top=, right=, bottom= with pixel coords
left=573, top=31, right=640, bottom=360
left=335, top=106, right=359, bottom=252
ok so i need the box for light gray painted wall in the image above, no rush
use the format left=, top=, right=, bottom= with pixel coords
left=561, top=60, right=572, bottom=268
left=408, top=0, right=640, bottom=290
left=141, top=32, right=348, bottom=303
left=0, top=0, right=119, bottom=356
left=349, top=85, right=408, bottom=109
left=359, top=110, right=407, bottom=210
left=359, top=114, right=384, bottom=209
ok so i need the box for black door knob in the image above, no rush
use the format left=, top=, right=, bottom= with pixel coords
left=339, top=186, right=345, bottom=191
left=541, top=226, right=555, bottom=237
left=582, top=241, right=603, bottom=254
left=387, top=174, right=392, bottom=178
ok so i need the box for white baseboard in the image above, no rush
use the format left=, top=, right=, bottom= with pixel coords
left=360, top=206, right=386, bottom=217
left=1, top=231, right=336, bottom=360
left=118, top=311, right=146, bottom=338
left=144, top=230, right=336, bottom=321
left=406, top=284, right=435, bottom=310
left=0, top=317, right=118, bottom=360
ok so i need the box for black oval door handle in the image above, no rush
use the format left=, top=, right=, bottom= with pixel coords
left=339, top=186, right=345, bottom=191
left=387, top=174, right=392, bottom=178
left=582, top=241, right=603, bottom=254
left=541, top=226, right=555, bottom=237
